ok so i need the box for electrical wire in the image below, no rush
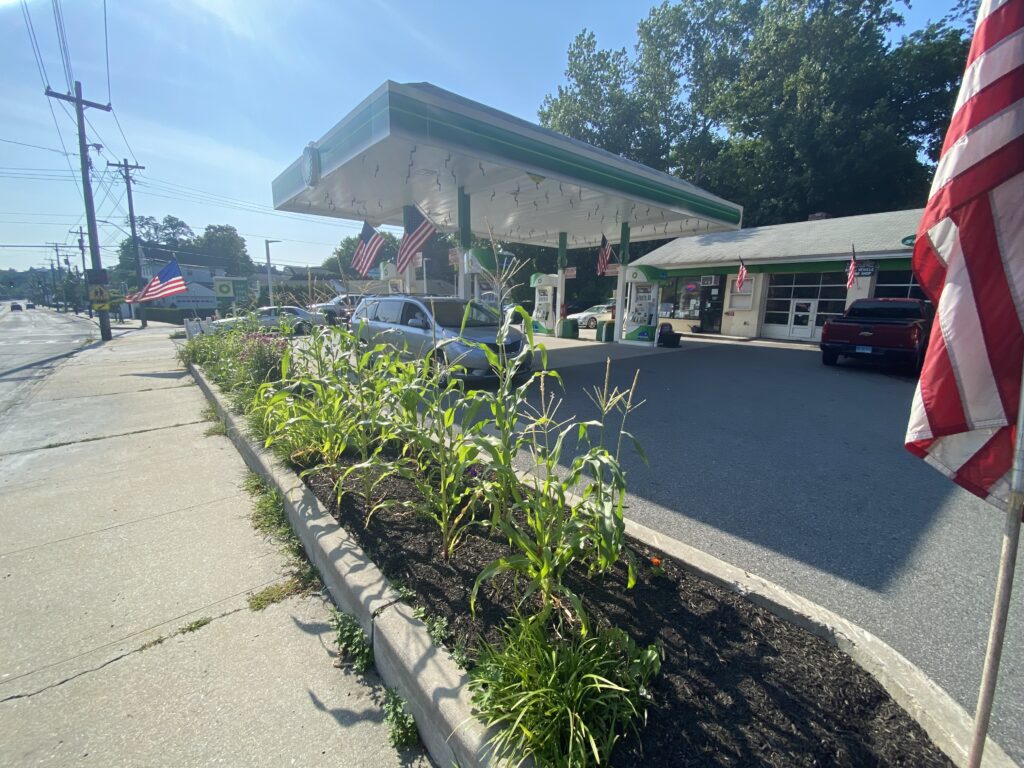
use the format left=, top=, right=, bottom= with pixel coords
left=102, top=0, right=111, bottom=104
left=0, top=138, right=72, bottom=156
left=110, top=109, right=138, bottom=165
left=51, top=0, right=75, bottom=92
left=20, top=0, right=49, bottom=88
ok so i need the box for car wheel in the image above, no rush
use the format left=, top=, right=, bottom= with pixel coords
left=586, top=317, right=597, bottom=329
left=295, top=322, right=311, bottom=336
left=822, top=349, right=839, bottom=366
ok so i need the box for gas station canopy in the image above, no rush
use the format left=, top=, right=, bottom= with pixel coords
left=273, top=81, right=742, bottom=249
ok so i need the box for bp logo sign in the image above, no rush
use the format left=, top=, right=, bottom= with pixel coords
left=213, top=278, right=235, bottom=298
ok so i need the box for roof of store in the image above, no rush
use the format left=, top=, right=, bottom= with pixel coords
left=272, top=81, right=742, bottom=249
left=633, top=209, right=922, bottom=271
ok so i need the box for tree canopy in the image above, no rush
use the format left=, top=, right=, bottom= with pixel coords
left=540, top=0, right=971, bottom=227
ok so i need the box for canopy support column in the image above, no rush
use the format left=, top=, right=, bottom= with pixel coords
left=613, top=222, right=630, bottom=342
left=556, top=232, right=567, bottom=333
left=458, top=186, right=471, bottom=299
left=402, top=205, right=416, bottom=292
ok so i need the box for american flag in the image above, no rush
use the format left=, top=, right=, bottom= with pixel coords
left=846, top=245, right=857, bottom=290
left=597, top=234, right=613, bottom=276
left=736, top=258, right=749, bottom=292
left=905, top=0, right=1024, bottom=510
left=126, top=259, right=187, bottom=303
left=350, top=222, right=386, bottom=277
left=397, top=208, right=436, bottom=273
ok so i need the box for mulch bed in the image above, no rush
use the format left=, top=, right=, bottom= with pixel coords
left=304, top=460, right=952, bottom=768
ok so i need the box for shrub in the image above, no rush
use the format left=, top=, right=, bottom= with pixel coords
left=329, top=608, right=374, bottom=673
left=382, top=687, right=419, bottom=749
left=470, top=616, right=660, bottom=768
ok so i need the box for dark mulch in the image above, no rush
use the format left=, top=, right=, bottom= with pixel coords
left=304, top=460, right=952, bottom=768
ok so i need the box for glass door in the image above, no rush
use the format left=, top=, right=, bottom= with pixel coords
left=788, top=300, right=816, bottom=339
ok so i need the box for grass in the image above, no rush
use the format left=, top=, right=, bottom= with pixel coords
left=169, top=329, right=187, bottom=339
left=201, top=404, right=228, bottom=436
left=248, top=578, right=302, bottom=611
left=180, top=617, right=212, bottom=633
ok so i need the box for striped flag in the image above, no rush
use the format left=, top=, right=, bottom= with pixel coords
left=597, top=234, right=613, bottom=276
left=397, top=208, right=436, bottom=273
left=126, top=259, right=187, bottom=303
left=904, top=0, right=1024, bottom=510
left=736, top=258, right=749, bottom=292
left=846, top=245, right=857, bottom=290
left=351, top=222, right=386, bottom=277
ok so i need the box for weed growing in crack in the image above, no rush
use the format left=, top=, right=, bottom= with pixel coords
left=248, top=579, right=301, bottom=611
left=382, top=687, right=419, bottom=749
left=328, top=609, right=373, bottom=673
left=181, top=617, right=212, bottom=633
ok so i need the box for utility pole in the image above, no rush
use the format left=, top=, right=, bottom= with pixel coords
left=265, top=240, right=279, bottom=306
left=108, top=159, right=146, bottom=327
left=78, top=227, right=92, bottom=318
left=49, top=260, right=57, bottom=307
left=47, top=81, right=112, bottom=340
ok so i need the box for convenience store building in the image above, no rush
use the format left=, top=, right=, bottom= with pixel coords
left=629, top=208, right=924, bottom=343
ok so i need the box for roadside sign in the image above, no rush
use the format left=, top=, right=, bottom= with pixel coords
left=91, top=302, right=110, bottom=311
left=448, top=248, right=460, bottom=266
left=604, top=264, right=620, bottom=277
left=88, top=285, right=110, bottom=302
left=414, top=253, right=423, bottom=268
left=564, top=267, right=577, bottom=279
left=213, top=277, right=235, bottom=298
left=86, top=268, right=108, bottom=285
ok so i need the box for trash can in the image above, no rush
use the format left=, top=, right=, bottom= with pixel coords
left=596, top=321, right=614, bottom=342
left=557, top=318, right=579, bottom=339
left=657, top=323, right=681, bottom=348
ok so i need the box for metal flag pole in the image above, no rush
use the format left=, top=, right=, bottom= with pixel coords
left=967, top=359, right=1024, bottom=768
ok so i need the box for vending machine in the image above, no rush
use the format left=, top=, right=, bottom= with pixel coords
left=529, top=272, right=559, bottom=335
left=621, top=265, right=667, bottom=345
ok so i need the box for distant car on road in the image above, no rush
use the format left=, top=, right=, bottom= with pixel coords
left=308, top=294, right=365, bottom=326
left=25, top=302, right=35, bottom=309
left=567, top=302, right=614, bottom=329
left=213, top=305, right=325, bottom=335
left=820, top=298, right=932, bottom=371
left=352, top=295, right=531, bottom=381
left=10, top=302, right=23, bottom=311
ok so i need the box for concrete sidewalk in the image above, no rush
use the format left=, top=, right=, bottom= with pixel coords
left=0, top=326, right=429, bottom=766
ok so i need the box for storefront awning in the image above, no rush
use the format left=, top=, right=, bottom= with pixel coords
left=272, top=81, right=742, bottom=249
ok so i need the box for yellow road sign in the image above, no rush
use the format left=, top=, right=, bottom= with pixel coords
left=88, top=285, right=110, bottom=302
left=91, top=302, right=110, bottom=311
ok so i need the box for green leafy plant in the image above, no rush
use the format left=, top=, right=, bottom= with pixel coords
left=382, top=687, right=419, bottom=749
left=470, top=615, right=660, bottom=768
left=329, top=608, right=374, bottom=673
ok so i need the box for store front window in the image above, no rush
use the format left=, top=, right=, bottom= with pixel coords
left=762, top=272, right=847, bottom=341
left=875, top=269, right=928, bottom=301
left=659, top=277, right=702, bottom=320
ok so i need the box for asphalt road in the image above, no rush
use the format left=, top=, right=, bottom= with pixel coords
left=538, top=339, right=1023, bottom=763
left=0, top=305, right=98, bottom=421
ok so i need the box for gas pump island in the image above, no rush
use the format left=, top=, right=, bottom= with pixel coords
left=271, top=81, right=742, bottom=343
left=621, top=265, right=669, bottom=345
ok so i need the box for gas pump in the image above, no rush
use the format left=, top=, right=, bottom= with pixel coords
left=458, top=246, right=498, bottom=300
left=379, top=262, right=405, bottom=294
left=621, top=265, right=667, bottom=345
left=529, top=272, right=558, bottom=335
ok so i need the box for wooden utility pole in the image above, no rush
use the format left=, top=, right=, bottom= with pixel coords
left=108, top=159, right=146, bottom=327
left=78, top=227, right=92, bottom=318
left=46, top=81, right=112, bottom=340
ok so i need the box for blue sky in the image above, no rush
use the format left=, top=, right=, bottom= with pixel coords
left=1, top=0, right=952, bottom=272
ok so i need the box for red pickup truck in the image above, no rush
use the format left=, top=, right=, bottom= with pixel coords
left=820, top=298, right=933, bottom=371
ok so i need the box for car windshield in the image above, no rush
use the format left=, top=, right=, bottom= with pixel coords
left=428, top=300, right=500, bottom=329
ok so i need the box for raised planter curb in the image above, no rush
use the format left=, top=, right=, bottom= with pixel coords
left=191, top=362, right=1015, bottom=768
left=621, top=518, right=1017, bottom=768
left=189, top=365, right=491, bottom=768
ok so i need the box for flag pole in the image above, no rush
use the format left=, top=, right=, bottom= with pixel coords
left=967, top=358, right=1024, bottom=768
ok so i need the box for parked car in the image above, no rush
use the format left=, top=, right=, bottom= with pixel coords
left=567, top=302, right=614, bottom=329
left=213, top=305, right=325, bottom=335
left=309, top=294, right=365, bottom=326
left=10, top=302, right=23, bottom=311
left=352, top=295, right=531, bottom=380
left=820, top=298, right=933, bottom=371
left=25, top=302, right=35, bottom=309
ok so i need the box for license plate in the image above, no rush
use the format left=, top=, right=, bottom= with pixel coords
left=855, top=345, right=872, bottom=353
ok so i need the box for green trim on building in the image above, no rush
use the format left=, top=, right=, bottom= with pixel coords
left=662, top=256, right=911, bottom=279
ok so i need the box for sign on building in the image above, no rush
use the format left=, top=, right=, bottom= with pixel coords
left=213, top=277, right=235, bottom=298
left=855, top=260, right=876, bottom=277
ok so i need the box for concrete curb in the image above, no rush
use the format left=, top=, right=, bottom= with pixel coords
left=191, top=364, right=1015, bottom=768
left=189, top=365, right=492, bottom=768
left=621, top=518, right=1017, bottom=768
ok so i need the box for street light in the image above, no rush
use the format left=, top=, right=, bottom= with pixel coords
left=265, top=240, right=280, bottom=306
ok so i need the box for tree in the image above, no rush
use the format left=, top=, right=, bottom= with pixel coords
left=541, top=0, right=968, bottom=227
left=195, top=224, right=255, bottom=275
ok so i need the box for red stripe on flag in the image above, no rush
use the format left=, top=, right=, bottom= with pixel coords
left=918, top=331, right=972, bottom=438
left=965, top=0, right=1024, bottom=69
left=919, top=132, right=1024, bottom=234
left=942, top=75, right=1024, bottom=156
left=912, top=238, right=947, bottom=306
left=953, top=426, right=1014, bottom=499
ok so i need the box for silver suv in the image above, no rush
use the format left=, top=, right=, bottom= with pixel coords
left=352, top=296, right=531, bottom=379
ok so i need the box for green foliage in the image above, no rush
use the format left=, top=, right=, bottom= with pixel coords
left=542, top=0, right=969, bottom=225
left=470, top=616, right=660, bottom=768
left=247, top=579, right=301, bottom=611
left=382, top=687, right=419, bottom=749
left=181, top=617, right=212, bottom=633
left=413, top=608, right=450, bottom=647
left=329, top=608, right=374, bottom=673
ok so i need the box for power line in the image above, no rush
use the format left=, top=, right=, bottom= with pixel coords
left=102, top=0, right=111, bottom=103
left=50, top=0, right=75, bottom=93
left=110, top=109, right=137, bottom=165
left=0, top=137, right=72, bottom=155
left=20, top=0, right=49, bottom=88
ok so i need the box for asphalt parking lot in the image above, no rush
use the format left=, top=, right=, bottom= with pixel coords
left=540, top=337, right=1023, bottom=763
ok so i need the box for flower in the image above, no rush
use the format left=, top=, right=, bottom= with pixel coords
left=650, top=556, right=662, bottom=568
